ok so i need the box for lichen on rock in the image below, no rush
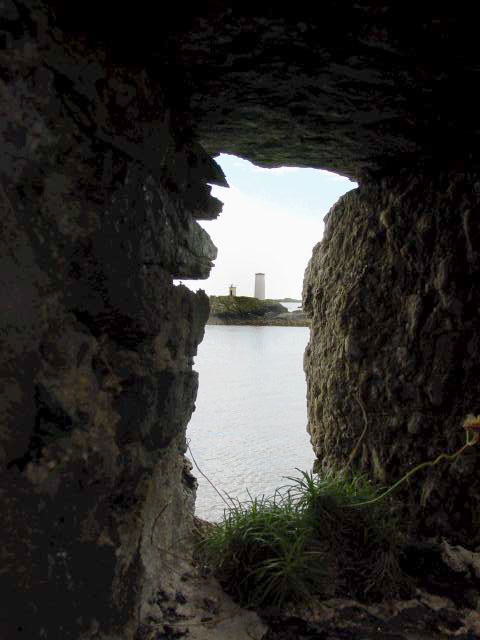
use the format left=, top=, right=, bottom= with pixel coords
left=303, top=172, right=480, bottom=544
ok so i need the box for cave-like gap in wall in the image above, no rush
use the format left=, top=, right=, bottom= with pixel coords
left=180, top=154, right=357, bottom=520
left=4, top=2, right=480, bottom=638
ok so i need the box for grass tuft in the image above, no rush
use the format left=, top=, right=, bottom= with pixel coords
left=198, top=469, right=410, bottom=608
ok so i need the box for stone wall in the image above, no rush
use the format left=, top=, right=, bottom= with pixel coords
left=304, top=172, right=480, bottom=544
left=0, top=3, right=224, bottom=637
left=4, top=1, right=480, bottom=636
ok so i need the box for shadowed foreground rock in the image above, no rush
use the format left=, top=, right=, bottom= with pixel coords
left=1, top=3, right=218, bottom=637
left=263, top=541, right=480, bottom=639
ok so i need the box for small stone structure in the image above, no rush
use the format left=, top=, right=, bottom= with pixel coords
left=254, top=273, right=266, bottom=300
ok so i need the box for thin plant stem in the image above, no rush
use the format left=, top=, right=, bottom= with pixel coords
left=343, top=382, right=369, bottom=473
left=187, top=440, right=231, bottom=509
left=349, top=430, right=479, bottom=507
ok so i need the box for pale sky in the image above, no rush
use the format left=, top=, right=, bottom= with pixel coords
left=179, top=154, right=357, bottom=299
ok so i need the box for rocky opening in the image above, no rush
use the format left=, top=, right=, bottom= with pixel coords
left=2, top=2, right=480, bottom=638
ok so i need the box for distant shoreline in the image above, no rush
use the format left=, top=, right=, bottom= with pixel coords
left=207, top=316, right=309, bottom=327
left=207, top=295, right=309, bottom=327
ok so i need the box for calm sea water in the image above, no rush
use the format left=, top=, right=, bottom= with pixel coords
left=187, top=323, right=314, bottom=521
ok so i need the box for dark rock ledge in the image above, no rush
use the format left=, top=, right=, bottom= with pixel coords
left=262, top=539, right=480, bottom=639
left=139, top=533, right=480, bottom=639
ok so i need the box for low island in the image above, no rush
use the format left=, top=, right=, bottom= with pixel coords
left=207, top=295, right=309, bottom=326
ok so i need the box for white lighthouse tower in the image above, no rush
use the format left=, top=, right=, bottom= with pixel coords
left=254, top=273, right=265, bottom=300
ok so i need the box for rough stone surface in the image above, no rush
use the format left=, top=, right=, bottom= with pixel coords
left=303, top=172, right=480, bottom=544
left=260, top=540, right=480, bottom=638
left=32, top=4, right=480, bottom=181
left=263, top=594, right=480, bottom=640
left=4, top=1, right=480, bottom=638
left=0, top=3, right=218, bottom=638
